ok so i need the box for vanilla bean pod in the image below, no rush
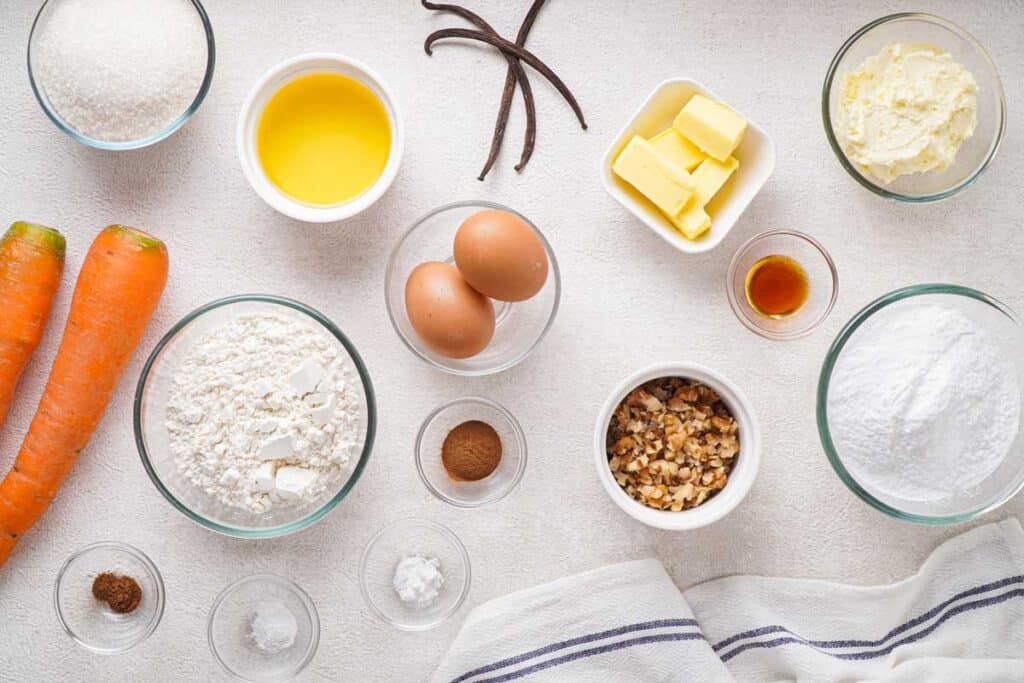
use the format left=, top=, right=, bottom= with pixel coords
left=425, top=27, right=587, bottom=130
left=421, top=0, right=537, bottom=179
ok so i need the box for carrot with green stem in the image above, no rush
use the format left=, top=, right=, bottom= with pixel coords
left=0, top=225, right=168, bottom=566
left=0, top=222, right=65, bottom=430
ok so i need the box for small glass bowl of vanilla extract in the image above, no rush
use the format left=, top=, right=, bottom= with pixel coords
left=727, top=231, right=837, bottom=340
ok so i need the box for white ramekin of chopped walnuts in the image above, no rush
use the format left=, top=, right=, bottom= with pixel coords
left=593, top=362, right=761, bottom=530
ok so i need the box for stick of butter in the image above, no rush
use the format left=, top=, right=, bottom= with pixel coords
left=673, top=94, right=747, bottom=162
left=612, top=136, right=694, bottom=216
left=649, top=128, right=705, bottom=171
left=692, top=155, right=739, bottom=206
left=669, top=201, right=711, bottom=240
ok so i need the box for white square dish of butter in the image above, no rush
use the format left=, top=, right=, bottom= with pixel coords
left=601, top=79, right=775, bottom=254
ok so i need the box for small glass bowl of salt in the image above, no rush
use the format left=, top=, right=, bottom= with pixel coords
left=208, top=574, right=320, bottom=683
left=359, top=518, right=471, bottom=631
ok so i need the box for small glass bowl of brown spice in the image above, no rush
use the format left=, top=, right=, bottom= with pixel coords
left=54, top=541, right=165, bottom=653
left=593, top=363, right=762, bottom=530
left=415, top=396, right=527, bottom=507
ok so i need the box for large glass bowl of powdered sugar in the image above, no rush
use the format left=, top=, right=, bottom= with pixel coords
left=818, top=285, right=1024, bottom=523
left=134, top=295, right=376, bottom=538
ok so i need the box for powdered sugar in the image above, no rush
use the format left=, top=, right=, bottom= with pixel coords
left=166, top=312, right=365, bottom=514
left=32, top=0, right=208, bottom=142
left=828, top=303, right=1020, bottom=502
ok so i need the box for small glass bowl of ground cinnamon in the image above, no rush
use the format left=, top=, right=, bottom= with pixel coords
left=54, top=541, right=165, bottom=653
left=415, top=396, right=527, bottom=507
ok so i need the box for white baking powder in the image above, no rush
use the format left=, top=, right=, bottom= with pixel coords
left=828, top=303, right=1020, bottom=501
left=166, top=312, right=365, bottom=513
left=32, top=0, right=208, bottom=142
left=249, top=599, right=297, bottom=655
left=393, top=556, right=444, bottom=607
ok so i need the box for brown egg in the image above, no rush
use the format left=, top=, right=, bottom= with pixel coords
left=405, top=261, right=495, bottom=358
left=453, top=209, right=549, bottom=302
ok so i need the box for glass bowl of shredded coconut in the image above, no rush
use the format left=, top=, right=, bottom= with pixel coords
left=134, top=295, right=376, bottom=538
left=28, top=0, right=215, bottom=149
left=818, top=285, right=1024, bottom=523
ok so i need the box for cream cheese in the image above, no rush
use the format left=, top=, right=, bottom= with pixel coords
left=835, top=42, right=978, bottom=184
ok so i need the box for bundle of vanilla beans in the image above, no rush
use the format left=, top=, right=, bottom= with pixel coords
left=422, top=0, right=587, bottom=180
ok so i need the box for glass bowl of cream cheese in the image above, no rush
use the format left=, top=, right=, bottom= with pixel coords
left=822, top=13, right=1005, bottom=202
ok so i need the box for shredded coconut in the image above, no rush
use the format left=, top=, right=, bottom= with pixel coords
left=393, top=556, right=444, bottom=607
left=32, top=0, right=208, bottom=142
left=828, top=303, right=1020, bottom=502
left=167, top=312, right=365, bottom=514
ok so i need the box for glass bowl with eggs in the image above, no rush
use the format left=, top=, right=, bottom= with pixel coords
left=385, top=201, right=560, bottom=376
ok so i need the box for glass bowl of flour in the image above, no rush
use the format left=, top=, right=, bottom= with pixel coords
left=134, top=295, right=375, bottom=538
left=818, top=285, right=1024, bottom=523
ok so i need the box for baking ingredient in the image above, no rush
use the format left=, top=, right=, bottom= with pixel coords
left=405, top=262, right=495, bottom=359
left=691, top=156, right=739, bottom=207
left=250, top=599, right=298, bottom=654
left=442, top=420, right=502, bottom=481
left=92, top=572, right=142, bottom=614
left=669, top=202, right=712, bottom=240
left=650, top=128, right=705, bottom=172
left=613, top=136, right=694, bottom=216
left=607, top=377, right=739, bottom=511
left=745, top=255, right=808, bottom=318
left=423, top=0, right=543, bottom=179
left=0, top=226, right=168, bottom=567
left=422, top=1, right=586, bottom=179
left=167, top=312, right=365, bottom=514
left=31, top=0, right=208, bottom=142
left=828, top=303, right=1019, bottom=502
left=673, top=94, right=748, bottom=162
left=257, top=72, right=392, bottom=205
left=0, top=222, right=65, bottom=430
left=835, top=42, right=978, bottom=183
left=453, top=210, right=549, bottom=302
left=393, top=555, right=444, bottom=607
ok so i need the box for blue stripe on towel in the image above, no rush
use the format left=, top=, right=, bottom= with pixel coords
left=718, top=585, right=1024, bottom=663
left=476, top=632, right=706, bottom=683
left=451, top=619, right=700, bottom=683
left=712, top=574, right=1024, bottom=653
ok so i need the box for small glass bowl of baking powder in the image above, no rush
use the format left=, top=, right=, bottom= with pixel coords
left=822, top=13, right=1005, bottom=202
left=359, top=518, right=471, bottom=631
left=208, top=574, right=320, bottom=683
left=415, top=396, right=528, bottom=507
left=54, top=542, right=165, bottom=654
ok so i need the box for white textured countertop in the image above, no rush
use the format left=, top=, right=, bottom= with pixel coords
left=1, top=1, right=1023, bottom=680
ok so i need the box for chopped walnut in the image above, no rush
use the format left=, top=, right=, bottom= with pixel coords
left=606, top=376, right=739, bottom=512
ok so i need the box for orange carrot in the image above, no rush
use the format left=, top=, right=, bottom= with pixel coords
left=0, top=222, right=65, bottom=430
left=0, top=225, right=168, bottom=567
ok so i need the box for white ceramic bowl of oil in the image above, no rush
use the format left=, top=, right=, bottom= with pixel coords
left=236, top=53, right=404, bottom=223
left=600, top=78, right=775, bottom=254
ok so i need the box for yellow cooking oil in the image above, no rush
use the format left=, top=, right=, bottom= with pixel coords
left=257, top=72, right=391, bottom=205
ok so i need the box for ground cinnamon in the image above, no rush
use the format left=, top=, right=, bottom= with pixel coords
left=92, top=572, right=142, bottom=614
left=442, top=420, right=502, bottom=481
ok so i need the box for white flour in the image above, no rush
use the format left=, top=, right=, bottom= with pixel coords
left=167, top=312, right=365, bottom=513
left=828, top=303, right=1020, bottom=501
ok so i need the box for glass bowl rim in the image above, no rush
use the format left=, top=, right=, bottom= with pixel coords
left=358, top=517, right=472, bottom=631
left=726, top=229, right=838, bottom=340
left=27, top=0, right=217, bottom=151
left=53, top=541, right=166, bottom=654
left=816, top=283, right=1024, bottom=524
left=820, top=12, right=1006, bottom=203
left=384, top=199, right=561, bottom=377
left=413, top=395, right=529, bottom=508
left=133, top=293, right=377, bottom=539
left=207, top=573, right=320, bottom=682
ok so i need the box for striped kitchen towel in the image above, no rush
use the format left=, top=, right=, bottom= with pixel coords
left=432, top=518, right=1024, bottom=682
